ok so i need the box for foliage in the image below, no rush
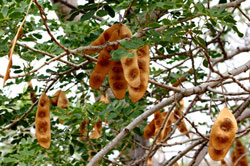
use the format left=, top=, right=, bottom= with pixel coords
left=0, top=0, right=250, bottom=165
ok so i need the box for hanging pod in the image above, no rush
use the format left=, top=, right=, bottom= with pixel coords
left=143, top=119, right=155, bottom=139
left=234, top=140, right=248, bottom=166
left=85, top=24, right=121, bottom=54
left=210, top=108, right=238, bottom=150
left=50, top=90, right=61, bottom=106
left=128, top=45, right=150, bottom=103
left=160, top=112, right=173, bottom=142
left=208, top=107, right=238, bottom=161
left=171, top=99, right=190, bottom=138
left=89, top=28, right=120, bottom=90
left=108, top=60, right=128, bottom=99
left=90, top=119, right=102, bottom=139
left=57, top=91, right=69, bottom=109
left=35, top=93, right=51, bottom=149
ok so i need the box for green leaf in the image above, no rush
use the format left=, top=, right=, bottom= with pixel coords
left=110, top=48, right=130, bottom=61
left=197, top=36, right=206, bottom=47
left=9, top=12, right=23, bottom=18
left=96, top=10, right=108, bottom=17
left=232, top=26, right=243, bottom=37
left=104, top=5, right=115, bottom=18
left=80, top=10, right=95, bottom=21
left=69, top=144, right=74, bottom=155
left=120, top=37, right=144, bottom=49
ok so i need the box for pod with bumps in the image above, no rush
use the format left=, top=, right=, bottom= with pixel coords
left=235, top=140, right=248, bottom=166
left=57, top=91, right=69, bottom=109
left=79, top=119, right=88, bottom=140
left=208, top=107, right=238, bottom=161
left=90, top=119, right=102, bottom=139
left=89, top=29, right=120, bottom=90
left=210, top=108, right=237, bottom=150
left=160, top=112, right=173, bottom=141
left=85, top=24, right=120, bottom=54
left=108, top=61, right=128, bottom=99
left=50, top=90, right=61, bottom=106
left=128, top=46, right=150, bottom=103
left=35, top=93, right=51, bottom=149
left=143, top=119, right=155, bottom=139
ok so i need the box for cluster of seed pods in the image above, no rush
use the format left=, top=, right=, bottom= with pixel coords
left=143, top=99, right=189, bottom=142
left=85, top=24, right=150, bottom=103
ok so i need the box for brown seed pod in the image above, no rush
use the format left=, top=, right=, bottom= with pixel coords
left=89, top=29, right=120, bottom=90
left=57, top=91, right=69, bottom=109
left=85, top=24, right=120, bottom=54
left=232, top=151, right=237, bottom=165
left=35, top=93, right=51, bottom=149
left=27, top=81, right=36, bottom=103
left=79, top=119, right=88, bottom=141
left=128, top=46, right=150, bottom=103
left=160, top=112, right=173, bottom=141
left=90, top=119, right=102, bottom=139
left=208, top=141, right=231, bottom=161
left=50, top=90, right=61, bottom=106
left=143, top=119, right=155, bottom=139
left=108, top=61, right=128, bottom=100
left=210, top=108, right=237, bottom=150
left=235, top=140, right=248, bottom=166
left=171, top=100, right=189, bottom=138
left=120, top=50, right=140, bottom=88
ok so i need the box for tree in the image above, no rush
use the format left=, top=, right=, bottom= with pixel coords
left=0, top=0, right=250, bottom=165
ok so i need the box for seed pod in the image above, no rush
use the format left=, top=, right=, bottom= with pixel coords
left=50, top=90, right=61, bottom=106
left=208, top=141, right=231, bottom=161
left=108, top=61, right=128, bottom=99
left=85, top=24, right=120, bottom=54
left=27, top=81, right=36, bottom=103
left=208, top=108, right=237, bottom=161
left=128, top=46, right=150, bottom=103
left=160, top=112, right=173, bottom=141
left=35, top=93, right=51, bottom=149
left=79, top=119, right=88, bottom=140
left=235, top=140, right=248, bottom=166
left=143, top=119, right=155, bottom=139
left=231, top=151, right=237, bottom=165
left=89, top=29, right=120, bottom=89
left=171, top=100, right=189, bottom=138
left=90, top=119, right=102, bottom=139
left=57, top=91, right=69, bottom=109
left=210, top=108, right=237, bottom=150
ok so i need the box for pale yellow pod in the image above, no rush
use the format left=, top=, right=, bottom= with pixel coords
left=57, top=91, right=69, bottom=109
left=108, top=61, right=128, bottom=100
left=35, top=93, right=51, bottom=149
left=210, top=108, right=237, bottom=150
left=128, top=46, right=150, bottom=103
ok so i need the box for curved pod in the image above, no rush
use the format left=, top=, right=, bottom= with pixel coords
left=36, top=93, right=51, bottom=149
